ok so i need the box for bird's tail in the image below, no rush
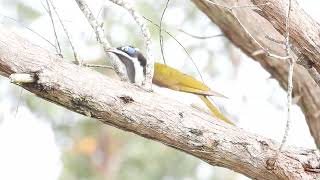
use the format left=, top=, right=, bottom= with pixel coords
left=198, top=95, right=234, bottom=125
left=178, top=86, right=227, bottom=98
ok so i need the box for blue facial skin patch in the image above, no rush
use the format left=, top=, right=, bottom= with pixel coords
left=126, top=46, right=136, bottom=55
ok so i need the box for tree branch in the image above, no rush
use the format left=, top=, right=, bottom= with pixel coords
left=74, top=0, right=128, bottom=80
left=0, top=27, right=319, bottom=180
left=192, top=0, right=320, bottom=147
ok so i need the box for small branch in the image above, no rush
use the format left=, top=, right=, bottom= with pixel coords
left=265, top=35, right=286, bottom=45
left=206, top=0, right=295, bottom=168
left=159, top=0, right=170, bottom=64
left=205, top=1, right=290, bottom=60
left=9, top=73, right=36, bottom=83
left=45, top=0, right=62, bottom=55
left=0, top=13, right=56, bottom=49
left=74, top=0, right=128, bottom=81
left=108, top=0, right=154, bottom=89
left=48, top=0, right=81, bottom=65
left=14, top=88, right=23, bottom=119
left=143, top=16, right=205, bottom=82
left=274, top=0, right=294, bottom=165
left=178, top=29, right=224, bottom=39
left=266, top=53, right=290, bottom=60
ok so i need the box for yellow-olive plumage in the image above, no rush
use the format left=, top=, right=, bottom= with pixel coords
left=153, top=63, right=234, bottom=125
left=105, top=46, right=233, bottom=125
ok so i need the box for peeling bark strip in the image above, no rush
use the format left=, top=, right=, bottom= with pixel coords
left=192, top=0, right=320, bottom=147
left=0, top=27, right=319, bottom=180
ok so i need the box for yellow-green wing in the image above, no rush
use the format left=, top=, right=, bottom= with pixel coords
left=153, top=63, right=226, bottom=97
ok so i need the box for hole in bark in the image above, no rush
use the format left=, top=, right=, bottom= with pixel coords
left=266, top=158, right=276, bottom=170
left=189, top=128, right=203, bottom=136
left=119, top=95, right=134, bottom=104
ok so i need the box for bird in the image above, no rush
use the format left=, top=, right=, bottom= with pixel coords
left=106, top=46, right=234, bottom=125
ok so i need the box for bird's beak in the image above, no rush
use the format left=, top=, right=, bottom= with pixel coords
left=106, top=48, right=133, bottom=60
left=105, top=48, right=121, bottom=55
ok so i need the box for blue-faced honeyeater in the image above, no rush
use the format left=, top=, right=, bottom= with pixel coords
left=106, top=46, right=233, bottom=125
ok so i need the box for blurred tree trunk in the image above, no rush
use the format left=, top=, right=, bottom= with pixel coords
left=192, top=0, right=320, bottom=147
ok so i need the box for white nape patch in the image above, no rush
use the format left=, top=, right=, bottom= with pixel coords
left=132, top=57, right=145, bottom=85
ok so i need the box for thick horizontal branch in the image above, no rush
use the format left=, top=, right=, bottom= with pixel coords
left=192, top=0, right=320, bottom=147
left=0, top=27, right=319, bottom=180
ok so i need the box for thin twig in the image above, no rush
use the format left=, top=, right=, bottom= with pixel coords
left=265, top=35, right=286, bottom=45
left=264, top=0, right=294, bottom=169
left=147, top=9, right=223, bottom=115
left=14, top=88, right=23, bottom=119
left=206, top=0, right=296, bottom=167
left=205, top=1, right=290, bottom=60
left=277, top=0, right=293, bottom=156
left=74, top=0, right=128, bottom=81
left=143, top=16, right=204, bottom=82
left=159, top=0, right=170, bottom=64
left=178, top=29, right=224, bottom=39
left=146, top=16, right=223, bottom=112
left=108, top=0, right=154, bottom=89
left=0, top=13, right=56, bottom=48
left=48, top=0, right=81, bottom=65
left=45, top=0, right=62, bottom=55
left=89, top=7, right=104, bottom=40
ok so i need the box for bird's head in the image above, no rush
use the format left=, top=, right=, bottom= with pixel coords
left=107, top=46, right=139, bottom=58
left=106, top=46, right=147, bottom=84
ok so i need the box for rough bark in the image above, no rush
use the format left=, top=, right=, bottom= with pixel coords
left=251, top=0, right=320, bottom=71
left=0, top=27, right=320, bottom=180
left=192, top=0, right=320, bottom=147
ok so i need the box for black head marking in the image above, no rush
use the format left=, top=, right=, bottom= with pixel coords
left=137, top=51, right=147, bottom=76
